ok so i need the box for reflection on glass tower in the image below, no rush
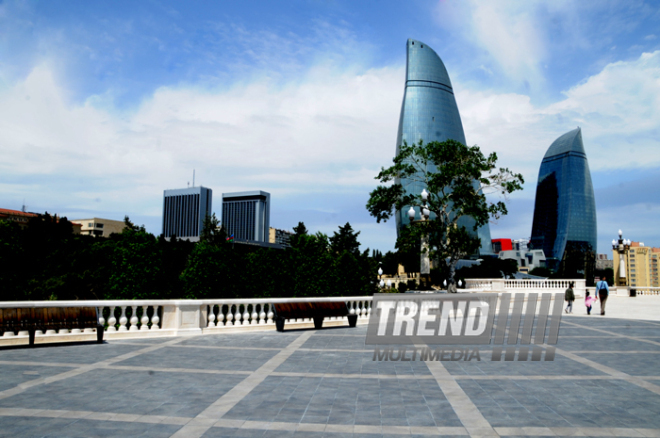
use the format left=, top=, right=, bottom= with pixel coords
left=395, top=38, right=493, bottom=255
left=530, top=128, right=597, bottom=278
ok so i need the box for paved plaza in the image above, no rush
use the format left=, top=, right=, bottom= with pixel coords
left=1, top=300, right=660, bottom=437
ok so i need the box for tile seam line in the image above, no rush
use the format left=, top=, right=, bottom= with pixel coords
left=0, top=409, right=659, bottom=438
left=561, top=320, right=660, bottom=347
left=422, top=342, right=498, bottom=438
left=553, top=346, right=660, bottom=395
left=0, top=336, right=188, bottom=401
left=168, top=330, right=315, bottom=438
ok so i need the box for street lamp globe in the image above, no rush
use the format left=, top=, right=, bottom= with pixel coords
left=619, top=229, right=623, bottom=237
left=379, top=279, right=385, bottom=288
left=378, top=267, right=383, bottom=277
left=408, top=206, right=416, bottom=220
left=421, top=189, right=428, bottom=202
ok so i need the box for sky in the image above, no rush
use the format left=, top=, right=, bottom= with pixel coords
left=1, top=0, right=659, bottom=256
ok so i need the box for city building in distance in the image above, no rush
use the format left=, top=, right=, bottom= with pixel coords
left=394, top=38, right=493, bottom=255
left=162, top=186, right=212, bottom=241
left=222, top=191, right=270, bottom=242
left=71, top=217, right=126, bottom=237
left=0, top=208, right=37, bottom=227
left=613, top=242, right=659, bottom=287
left=1, top=208, right=82, bottom=233
left=269, top=227, right=293, bottom=247
left=491, top=238, right=513, bottom=253
left=530, top=128, right=597, bottom=278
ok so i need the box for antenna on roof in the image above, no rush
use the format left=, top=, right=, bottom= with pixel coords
left=193, top=169, right=195, bottom=187
left=22, top=199, right=26, bottom=213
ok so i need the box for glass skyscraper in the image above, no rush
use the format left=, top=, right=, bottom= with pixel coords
left=222, top=191, right=270, bottom=242
left=162, top=186, right=212, bottom=242
left=395, top=39, right=493, bottom=255
left=530, top=128, right=597, bottom=277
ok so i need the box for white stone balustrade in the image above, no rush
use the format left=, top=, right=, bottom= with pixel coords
left=0, top=297, right=374, bottom=344
left=464, top=278, right=587, bottom=296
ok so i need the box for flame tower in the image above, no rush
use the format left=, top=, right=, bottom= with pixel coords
left=395, top=38, right=493, bottom=254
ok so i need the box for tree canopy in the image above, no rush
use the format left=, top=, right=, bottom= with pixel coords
left=366, top=139, right=523, bottom=291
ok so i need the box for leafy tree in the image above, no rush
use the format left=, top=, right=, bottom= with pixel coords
left=199, top=213, right=226, bottom=246
left=455, top=257, right=518, bottom=280
left=330, top=222, right=361, bottom=256
left=180, top=241, right=239, bottom=299
left=529, top=267, right=552, bottom=278
left=366, top=139, right=523, bottom=292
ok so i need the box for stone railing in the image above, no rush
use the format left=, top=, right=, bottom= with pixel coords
left=629, top=287, right=660, bottom=296
left=464, top=279, right=587, bottom=296
left=0, top=297, right=373, bottom=345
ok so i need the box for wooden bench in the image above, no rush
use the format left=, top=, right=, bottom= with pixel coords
left=0, top=307, right=104, bottom=346
left=272, top=302, right=358, bottom=332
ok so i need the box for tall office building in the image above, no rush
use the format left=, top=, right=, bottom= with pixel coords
left=530, top=128, right=597, bottom=276
left=395, top=38, right=493, bottom=255
left=222, top=191, right=270, bottom=242
left=162, top=186, right=212, bottom=241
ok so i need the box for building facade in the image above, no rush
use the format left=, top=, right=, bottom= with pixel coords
left=269, top=227, right=293, bottom=247
left=162, top=186, right=212, bottom=241
left=394, top=38, right=493, bottom=255
left=530, top=128, right=597, bottom=277
left=491, top=238, right=513, bottom=254
left=498, top=249, right=547, bottom=273
left=222, top=191, right=270, bottom=242
left=71, top=217, right=126, bottom=237
left=613, top=242, right=660, bottom=287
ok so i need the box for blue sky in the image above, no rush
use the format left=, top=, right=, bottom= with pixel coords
left=1, top=0, right=659, bottom=255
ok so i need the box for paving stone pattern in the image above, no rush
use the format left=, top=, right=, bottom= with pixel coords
left=0, top=315, right=659, bottom=437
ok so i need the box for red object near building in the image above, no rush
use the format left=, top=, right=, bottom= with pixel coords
left=491, top=238, right=513, bottom=253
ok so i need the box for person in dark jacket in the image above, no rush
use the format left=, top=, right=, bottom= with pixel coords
left=565, top=282, right=575, bottom=314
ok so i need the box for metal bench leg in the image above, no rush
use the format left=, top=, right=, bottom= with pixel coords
left=275, top=317, right=285, bottom=332
left=347, top=315, right=358, bottom=328
left=28, top=328, right=35, bottom=347
left=313, top=316, right=324, bottom=329
left=96, top=325, right=105, bottom=344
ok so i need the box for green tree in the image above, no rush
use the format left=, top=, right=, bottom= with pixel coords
left=199, top=213, right=226, bottom=246
left=366, top=139, right=523, bottom=292
left=329, top=222, right=361, bottom=256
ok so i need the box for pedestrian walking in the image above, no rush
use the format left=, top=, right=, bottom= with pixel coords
left=585, top=290, right=596, bottom=315
left=595, top=277, right=610, bottom=315
left=565, top=281, right=575, bottom=313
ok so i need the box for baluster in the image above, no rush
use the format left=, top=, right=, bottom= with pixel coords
left=267, top=304, right=274, bottom=324
left=118, top=306, right=128, bottom=331
left=129, top=305, right=139, bottom=331
left=140, top=306, right=150, bottom=331
left=217, top=304, right=226, bottom=327
left=227, top=305, right=235, bottom=326
left=208, top=305, right=217, bottom=328
left=258, top=303, right=266, bottom=325
left=250, top=304, right=259, bottom=325
left=242, top=306, right=250, bottom=326
left=107, top=307, right=117, bottom=332
left=151, top=305, right=160, bottom=330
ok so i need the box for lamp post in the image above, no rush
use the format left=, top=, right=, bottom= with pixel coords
left=378, top=267, right=385, bottom=290
left=612, top=230, right=631, bottom=287
left=408, top=189, right=432, bottom=289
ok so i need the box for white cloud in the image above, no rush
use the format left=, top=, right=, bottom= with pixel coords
left=434, top=0, right=549, bottom=88
left=457, top=50, right=660, bottom=195
left=0, top=62, right=405, bottom=231
left=2, top=47, right=659, bottom=251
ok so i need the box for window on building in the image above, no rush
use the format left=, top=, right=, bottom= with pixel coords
left=96, top=223, right=104, bottom=228
left=88, top=223, right=93, bottom=227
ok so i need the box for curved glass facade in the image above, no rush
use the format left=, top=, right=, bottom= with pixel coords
left=530, top=128, right=597, bottom=276
left=395, top=39, right=493, bottom=255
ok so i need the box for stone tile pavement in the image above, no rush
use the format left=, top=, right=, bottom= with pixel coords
left=1, top=312, right=660, bottom=437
